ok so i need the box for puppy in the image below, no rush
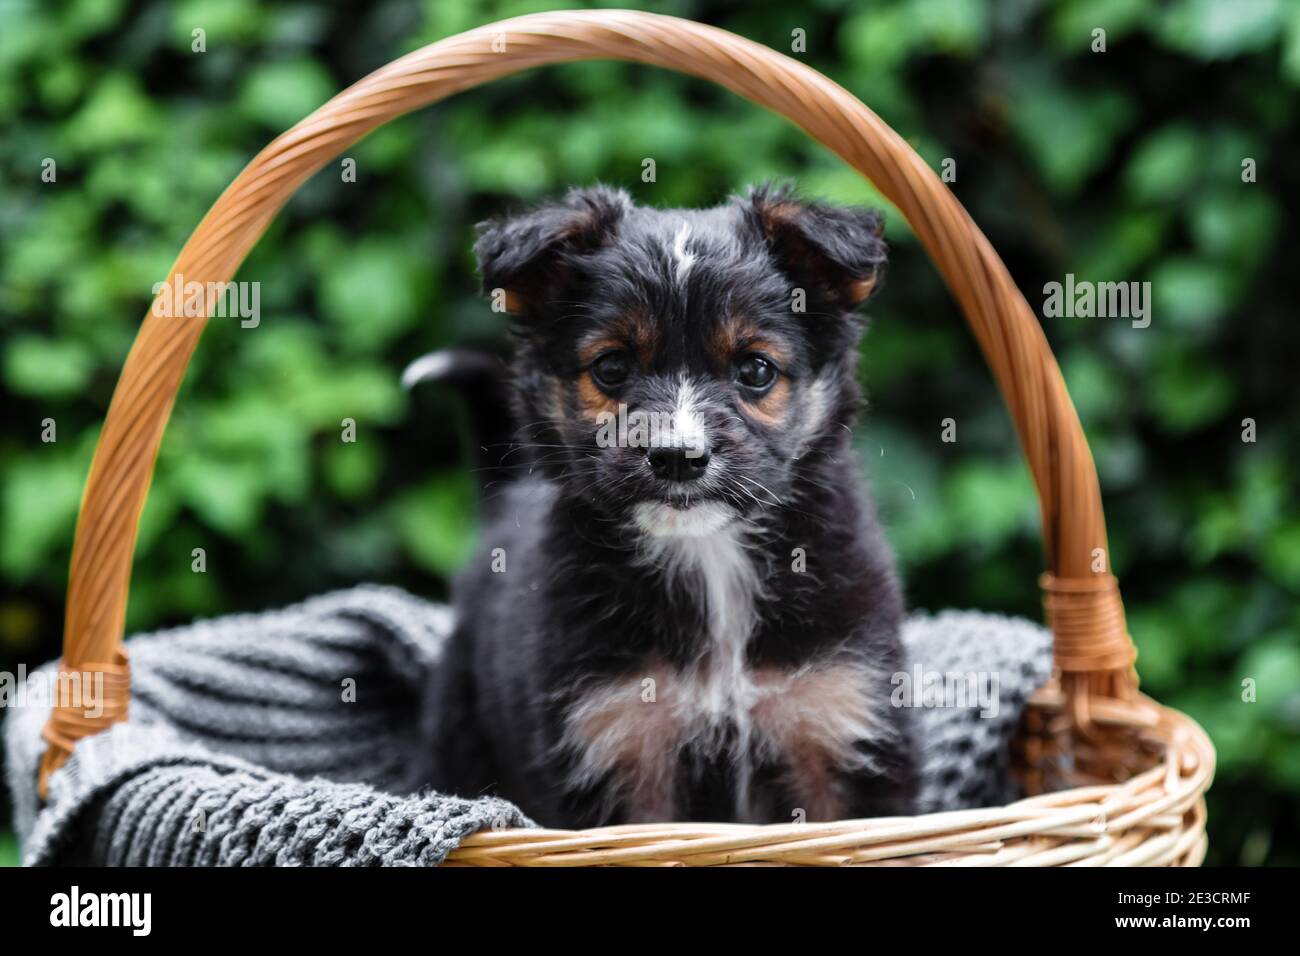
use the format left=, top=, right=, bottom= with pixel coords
left=416, top=184, right=916, bottom=827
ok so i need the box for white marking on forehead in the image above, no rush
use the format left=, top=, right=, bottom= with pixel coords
left=671, top=222, right=697, bottom=284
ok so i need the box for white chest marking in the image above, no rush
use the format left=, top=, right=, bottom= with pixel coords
left=565, top=523, right=891, bottom=822
left=645, top=524, right=761, bottom=722
left=564, top=655, right=892, bottom=823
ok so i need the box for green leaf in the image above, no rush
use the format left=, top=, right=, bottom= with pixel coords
left=840, top=5, right=919, bottom=73
left=1124, top=125, right=1202, bottom=204
left=324, top=440, right=381, bottom=500
left=1049, top=0, right=1154, bottom=49
left=171, top=0, right=266, bottom=46
left=58, top=0, right=127, bottom=42
left=1188, top=189, right=1279, bottom=265
left=1012, top=81, right=1135, bottom=193
left=319, top=242, right=423, bottom=352
left=389, top=473, right=478, bottom=576
left=0, top=453, right=86, bottom=580
left=172, top=457, right=267, bottom=536
left=1149, top=257, right=1234, bottom=333
left=237, top=58, right=335, bottom=129
left=945, top=461, right=1037, bottom=548
left=1239, top=637, right=1300, bottom=719
left=906, top=0, right=988, bottom=55
left=0, top=830, right=17, bottom=867
left=1149, top=347, right=1233, bottom=431
left=2, top=336, right=94, bottom=398
left=1284, top=0, right=1300, bottom=83
left=63, top=73, right=162, bottom=151
left=1261, top=522, right=1300, bottom=590
left=1062, top=347, right=1124, bottom=423
left=1158, top=0, right=1283, bottom=59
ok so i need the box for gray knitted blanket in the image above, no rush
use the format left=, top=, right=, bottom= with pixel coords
left=4, top=585, right=1051, bottom=866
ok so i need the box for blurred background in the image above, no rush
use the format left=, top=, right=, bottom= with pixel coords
left=2, top=0, right=1297, bottom=866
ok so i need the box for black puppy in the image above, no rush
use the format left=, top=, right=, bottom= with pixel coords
left=416, top=184, right=915, bottom=827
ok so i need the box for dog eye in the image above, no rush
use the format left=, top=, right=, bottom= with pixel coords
left=736, top=355, right=777, bottom=391
left=591, top=351, right=632, bottom=389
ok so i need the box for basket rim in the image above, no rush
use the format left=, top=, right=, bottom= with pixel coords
left=443, top=695, right=1214, bottom=866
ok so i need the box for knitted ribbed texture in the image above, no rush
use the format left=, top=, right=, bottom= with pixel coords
left=907, top=610, right=1055, bottom=812
left=5, top=586, right=1051, bottom=865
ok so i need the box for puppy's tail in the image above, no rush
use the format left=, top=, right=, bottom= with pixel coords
left=402, top=348, right=515, bottom=493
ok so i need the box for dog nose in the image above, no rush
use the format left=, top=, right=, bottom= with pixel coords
left=647, top=445, right=710, bottom=482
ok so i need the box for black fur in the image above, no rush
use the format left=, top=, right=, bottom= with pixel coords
left=418, top=184, right=916, bottom=827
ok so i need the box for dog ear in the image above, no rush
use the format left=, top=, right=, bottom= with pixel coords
left=744, top=184, right=887, bottom=310
left=474, top=185, right=631, bottom=315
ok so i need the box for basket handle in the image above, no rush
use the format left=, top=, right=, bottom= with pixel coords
left=40, top=9, right=1137, bottom=795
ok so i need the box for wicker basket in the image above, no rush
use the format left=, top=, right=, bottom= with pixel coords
left=39, top=10, right=1213, bottom=866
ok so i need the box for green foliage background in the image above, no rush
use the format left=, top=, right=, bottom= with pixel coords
left=2, top=0, right=1297, bottom=866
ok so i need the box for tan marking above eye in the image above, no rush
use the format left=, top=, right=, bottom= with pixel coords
left=577, top=335, right=626, bottom=368
left=711, top=317, right=759, bottom=362
left=614, top=313, right=656, bottom=364
left=711, top=316, right=793, bottom=371
left=578, top=314, right=656, bottom=368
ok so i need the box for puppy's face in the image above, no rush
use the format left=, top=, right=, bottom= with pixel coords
left=476, top=185, right=887, bottom=539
